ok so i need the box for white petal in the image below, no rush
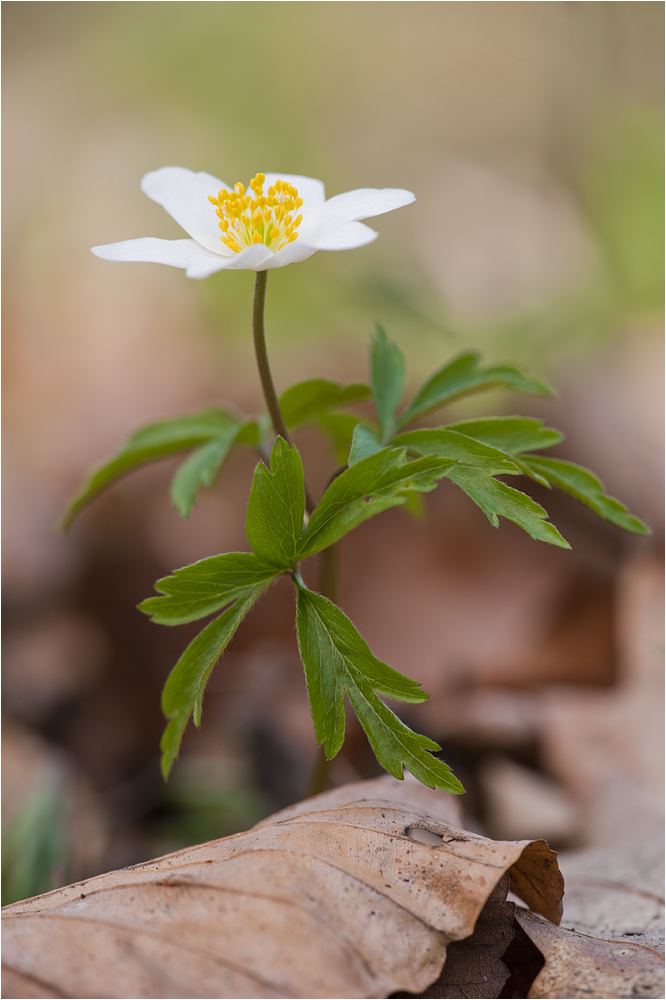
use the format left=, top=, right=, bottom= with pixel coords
left=187, top=243, right=274, bottom=277
left=308, top=221, right=378, bottom=251
left=262, top=174, right=326, bottom=218
left=260, top=241, right=319, bottom=270
left=91, top=237, right=220, bottom=269
left=140, top=167, right=233, bottom=254
left=299, top=187, right=414, bottom=245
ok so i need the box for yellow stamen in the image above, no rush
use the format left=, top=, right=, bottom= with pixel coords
left=209, top=174, right=304, bottom=253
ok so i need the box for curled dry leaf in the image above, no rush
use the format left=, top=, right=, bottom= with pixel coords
left=392, top=872, right=516, bottom=999
left=516, top=909, right=665, bottom=1000
left=2, top=776, right=564, bottom=999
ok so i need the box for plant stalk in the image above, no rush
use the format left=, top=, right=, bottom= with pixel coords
left=252, top=271, right=316, bottom=515
left=252, top=270, right=291, bottom=445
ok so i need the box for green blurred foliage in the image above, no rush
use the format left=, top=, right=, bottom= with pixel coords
left=585, top=109, right=664, bottom=316
left=152, top=754, right=267, bottom=850
left=2, top=779, right=68, bottom=906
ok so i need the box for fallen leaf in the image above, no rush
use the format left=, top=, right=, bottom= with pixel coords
left=540, top=554, right=664, bottom=847
left=392, top=872, right=515, bottom=998
left=516, top=908, right=665, bottom=1000
left=557, top=838, right=664, bottom=954
left=2, top=776, right=564, bottom=999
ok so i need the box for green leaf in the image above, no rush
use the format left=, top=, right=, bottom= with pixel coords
left=298, top=448, right=456, bottom=558
left=295, top=584, right=463, bottom=793
left=447, top=416, right=563, bottom=456
left=394, top=428, right=520, bottom=475
left=139, top=552, right=282, bottom=625
left=314, top=412, right=362, bottom=464
left=371, top=325, right=407, bottom=442
left=160, top=589, right=263, bottom=778
left=62, top=409, right=240, bottom=529
left=401, top=490, right=426, bottom=520
left=279, top=379, right=370, bottom=428
left=246, top=437, right=305, bottom=567
left=234, top=420, right=261, bottom=447
left=446, top=466, right=570, bottom=548
left=170, top=423, right=243, bottom=518
left=518, top=455, right=650, bottom=535
left=348, top=423, right=382, bottom=466
left=397, top=352, right=554, bottom=429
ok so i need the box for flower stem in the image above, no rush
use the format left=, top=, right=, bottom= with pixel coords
left=252, top=270, right=316, bottom=515
left=252, top=271, right=290, bottom=445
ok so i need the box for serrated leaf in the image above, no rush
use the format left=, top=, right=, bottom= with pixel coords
left=518, top=455, right=650, bottom=535
left=343, top=678, right=463, bottom=793
left=514, top=460, right=551, bottom=488
left=371, top=325, right=407, bottom=442
left=348, top=423, right=382, bottom=466
left=279, top=379, right=370, bottom=428
left=295, top=584, right=463, bottom=793
left=394, top=428, right=521, bottom=474
left=313, top=412, right=363, bottom=464
left=397, top=352, right=554, bottom=428
left=446, top=466, right=570, bottom=548
left=139, top=552, right=282, bottom=625
left=170, top=424, right=243, bottom=518
left=62, top=409, right=240, bottom=528
left=160, top=589, right=264, bottom=778
left=447, top=416, right=563, bottom=456
left=298, top=448, right=456, bottom=558
left=246, top=437, right=305, bottom=567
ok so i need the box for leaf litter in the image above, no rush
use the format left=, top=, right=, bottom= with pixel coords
left=2, top=775, right=563, bottom=999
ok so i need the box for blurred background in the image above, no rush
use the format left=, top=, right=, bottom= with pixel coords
left=2, top=2, right=663, bottom=904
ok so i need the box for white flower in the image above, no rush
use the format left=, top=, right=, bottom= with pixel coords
left=92, top=168, right=415, bottom=279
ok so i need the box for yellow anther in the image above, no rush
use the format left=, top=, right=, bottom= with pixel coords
left=210, top=174, right=304, bottom=253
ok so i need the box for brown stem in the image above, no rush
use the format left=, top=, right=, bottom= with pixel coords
left=251, top=270, right=316, bottom=514
left=306, top=744, right=331, bottom=798
left=252, top=270, right=290, bottom=444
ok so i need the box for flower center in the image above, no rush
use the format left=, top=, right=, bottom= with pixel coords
left=208, top=173, right=303, bottom=254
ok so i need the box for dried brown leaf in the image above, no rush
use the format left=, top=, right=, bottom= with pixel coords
left=509, top=838, right=564, bottom=925
left=557, top=838, right=665, bottom=953
left=393, top=872, right=515, bottom=998
left=517, top=909, right=665, bottom=999
left=2, top=776, right=564, bottom=999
